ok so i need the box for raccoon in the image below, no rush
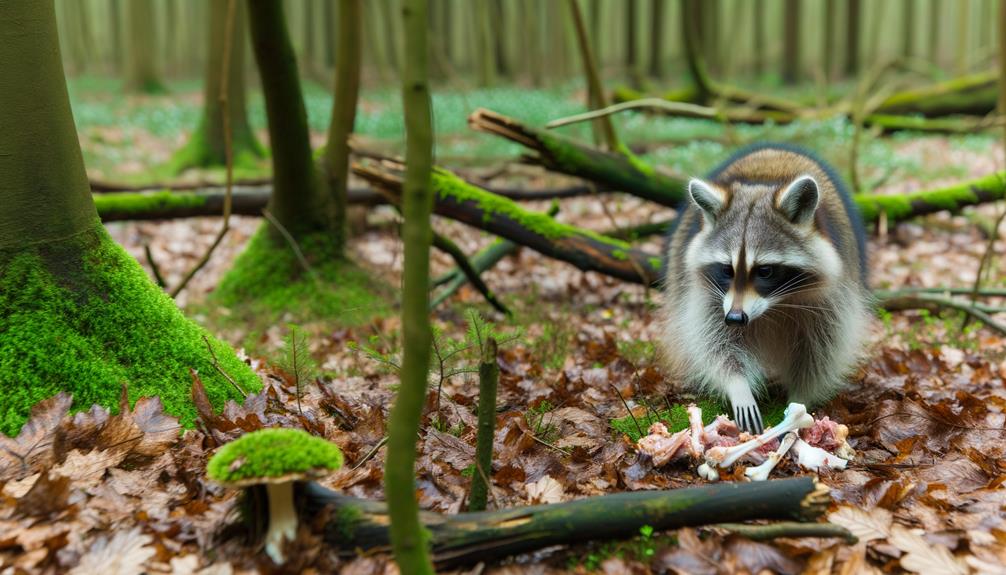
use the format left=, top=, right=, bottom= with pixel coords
left=660, top=144, right=871, bottom=433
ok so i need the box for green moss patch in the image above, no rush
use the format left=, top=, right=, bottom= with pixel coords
left=207, top=428, right=343, bottom=483
left=210, top=223, right=392, bottom=330
left=0, top=220, right=261, bottom=436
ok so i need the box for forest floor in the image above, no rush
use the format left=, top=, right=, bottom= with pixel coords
left=2, top=80, right=1006, bottom=574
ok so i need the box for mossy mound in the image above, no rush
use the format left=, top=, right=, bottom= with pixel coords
left=209, top=223, right=392, bottom=330
left=207, top=428, right=343, bottom=483
left=161, top=121, right=266, bottom=177
left=0, top=220, right=261, bottom=436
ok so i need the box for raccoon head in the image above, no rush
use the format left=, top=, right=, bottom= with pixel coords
left=685, top=174, right=842, bottom=327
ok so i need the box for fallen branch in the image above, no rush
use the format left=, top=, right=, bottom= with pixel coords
left=469, top=108, right=687, bottom=208
left=303, top=477, right=830, bottom=568
left=355, top=161, right=662, bottom=286
left=93, top=184, right=599, bottom=222
left=472, top=109, right=1006, bottom=222
left=876, top=292, right=1006, bottom=336
left=712, top=521, right=857, bottom=544
left=431, top=231, right=511, bottom=316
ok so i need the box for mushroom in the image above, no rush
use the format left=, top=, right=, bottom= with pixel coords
left=744, top=431, right=798, bottom=481
left=703, top=403, right=814, bottom=470
left=207, top=428, right=344, bottom=564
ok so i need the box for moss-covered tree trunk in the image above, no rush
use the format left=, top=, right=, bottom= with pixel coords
left=125, top=0, right=166, bottom=93
left=168, top=0, right=263, bottom=172
left=385, top=0, right=436, bottom=571
left=246, top=0, right=328, bottom=238
left=321, top=0, right=363, bottom=256
left=0, top=0, right=258, bottom=435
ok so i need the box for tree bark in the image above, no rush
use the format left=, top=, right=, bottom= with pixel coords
left=169, top=0, right=262, bottom=172
left=902, top=0, right=916, bottom=58
left=648, top=0, right=666, bottom=78
left=304, top=477, right=832, bottom=568
left=246, top=0, right=328, bottom=238
left=753, top=0, right=765, bottom=76
left=125, top=0, right=166, bottom=93
left=385, top=0, right=436, bottom=572
left=322, top=0, right=363, bottom=255
left=783, top=0, right=801, bottom=84
left=824, top=0, right=836, bottom=80
left=929, top=0, right=942, bottom=66
left=0, top=0, right=257, bottom=436
left=844, top=0, right=860, bottom=77
left=354, top=163, right=663, bottom=285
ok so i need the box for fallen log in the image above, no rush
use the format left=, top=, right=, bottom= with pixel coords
left=470, top=110, right=1006, bottom=223
left=301, top=477, right=833, bottom=568
left=354, top=161, right=663, bottom=285
left=469, top=108, right=687, bottom=208
left=93, top=183, right=600, bottom=222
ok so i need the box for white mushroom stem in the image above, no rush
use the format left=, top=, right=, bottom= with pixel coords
left=687, top=404, right=705, bottom=457
left=265, top=482, right=298, bottom=564
left=744, top=432, right=798, bottom=481
left=792, top=439, right=849, bottom=471
left=705, top=403, right=814, bottom=469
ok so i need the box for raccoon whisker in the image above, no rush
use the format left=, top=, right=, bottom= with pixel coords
left=771, top=283, right=825, bottom=299
left=767, top=272, right=812, bottom=297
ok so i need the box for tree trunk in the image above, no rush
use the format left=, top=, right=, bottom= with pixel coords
left=928, top=0, right=942, bottom=66
left=844, top=0, right=860, bottom=77
left=955, top=0, right=970, bottom=74
left=246, top=0, right=328, bottom=238
left=168, top=0, right=262, bottom=172
left=322, top=0, right=363, bottom=255
left=385, top=0, right=436, bottom=572
left=902, top=0, right=916, bottom=58
left=475, top=0, right=495, bottom=86
left=110, top=0, right=123, bottom=73
left=824, top=0, right=836, bottom=80
left=625, top=0, right=641, bottom=87
left=492, top=0, right=509, bottom=77
left=0, top=0, right=257, bottom=436
left=783, top=0, right=800, bottom=84
left=125, top=0, right=166, bottom=93
left=753, top=0, right=765, bottom=76
left=649, top=0, right=666, bottom=78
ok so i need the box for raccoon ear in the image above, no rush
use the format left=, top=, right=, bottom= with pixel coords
left=776, top=175, right=820, bottom=225
left=688, top=178, right=726, bottom=224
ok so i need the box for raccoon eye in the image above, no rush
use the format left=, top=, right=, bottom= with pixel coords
left=721, top=264, right=734, bottom=278
left=755, top=265, right=775, bottom=279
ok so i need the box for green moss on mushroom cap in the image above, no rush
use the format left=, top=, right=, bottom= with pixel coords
left=208, top=428, right=344, bottom=484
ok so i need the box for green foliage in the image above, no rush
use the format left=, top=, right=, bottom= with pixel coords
left=570, top=523, right=676, bottom=571
left=0, top=221, right=260, bottom=436
left=524, top=399, right=561, bottom=445
left=207, top=428, right=343, bottom=483
left=210, top=224, right=391, bottom=332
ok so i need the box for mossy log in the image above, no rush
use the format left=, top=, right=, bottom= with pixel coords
left=470, top=110, right=1006, bottom=222
left=469, top=108, right=688, bottom=208
left=302, top=477, right=831, bottom=568
left=92, top=184, right=600, bottom=222
left=872, top=70, right=997, bottom=117
left=354, top=162, right=663, bottom=285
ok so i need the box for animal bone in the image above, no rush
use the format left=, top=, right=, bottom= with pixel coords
left=704, top=403, right=814, bottom=469
left=687, top=404, right=705, bottom=457
left=744, top=431, right=798, bottom=481
left=792, top=438, right=848, bottom=471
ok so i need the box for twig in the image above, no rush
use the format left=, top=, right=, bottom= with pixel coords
left=711, top=522, right=857, bottom=544
left=261, top=207, right=318, bottom=281
left=565, top=0, right=619, bottom=150
left=469, top=338, right=499, bottom=512
left=431, top=231, right=511, bottom=316
left=878, top=293, right=1006, bottom=336
left=874, top=286, right=1006, bottom=297
left=547, top=98, right=727, bottom=129
left=352, top=436, right=389, bottom=470
left=168, top=0, right=237, bottom=299
left=610, top=382, right=643, bottom=438
left=202, top=335, right=248, bottom=398
left=143, top=244, right=167, bottom=288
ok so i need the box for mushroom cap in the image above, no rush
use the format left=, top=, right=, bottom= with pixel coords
left=207, top=428, right=344, bottom=487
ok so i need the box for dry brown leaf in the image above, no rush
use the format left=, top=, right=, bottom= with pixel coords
left=889, top=525, right=969, bottom=575
left=14, top=471, right=70, bottom=517
left=0, top=393, right=72, bottom=481
left=827, top=506, right=893, bottom=543
left=51, top=449, right=127, bottom=489
left=69, top=527, right=157, bottom=575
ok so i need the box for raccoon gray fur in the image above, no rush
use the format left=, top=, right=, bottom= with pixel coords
left=660, top=144, right=871, bottom=433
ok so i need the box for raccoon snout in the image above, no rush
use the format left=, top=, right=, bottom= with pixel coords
left=725, top=309, right=749, bottom=326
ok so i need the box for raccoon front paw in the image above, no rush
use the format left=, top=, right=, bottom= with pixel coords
left=726, top=379, right=764, bottom=434
left=733, top=403, right=764, bottom=435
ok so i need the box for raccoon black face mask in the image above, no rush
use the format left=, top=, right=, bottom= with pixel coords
left=660, top=144, right=871, bottom=434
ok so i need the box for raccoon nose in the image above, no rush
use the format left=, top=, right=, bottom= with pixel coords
left=725, top=310, right=748, bottom=326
